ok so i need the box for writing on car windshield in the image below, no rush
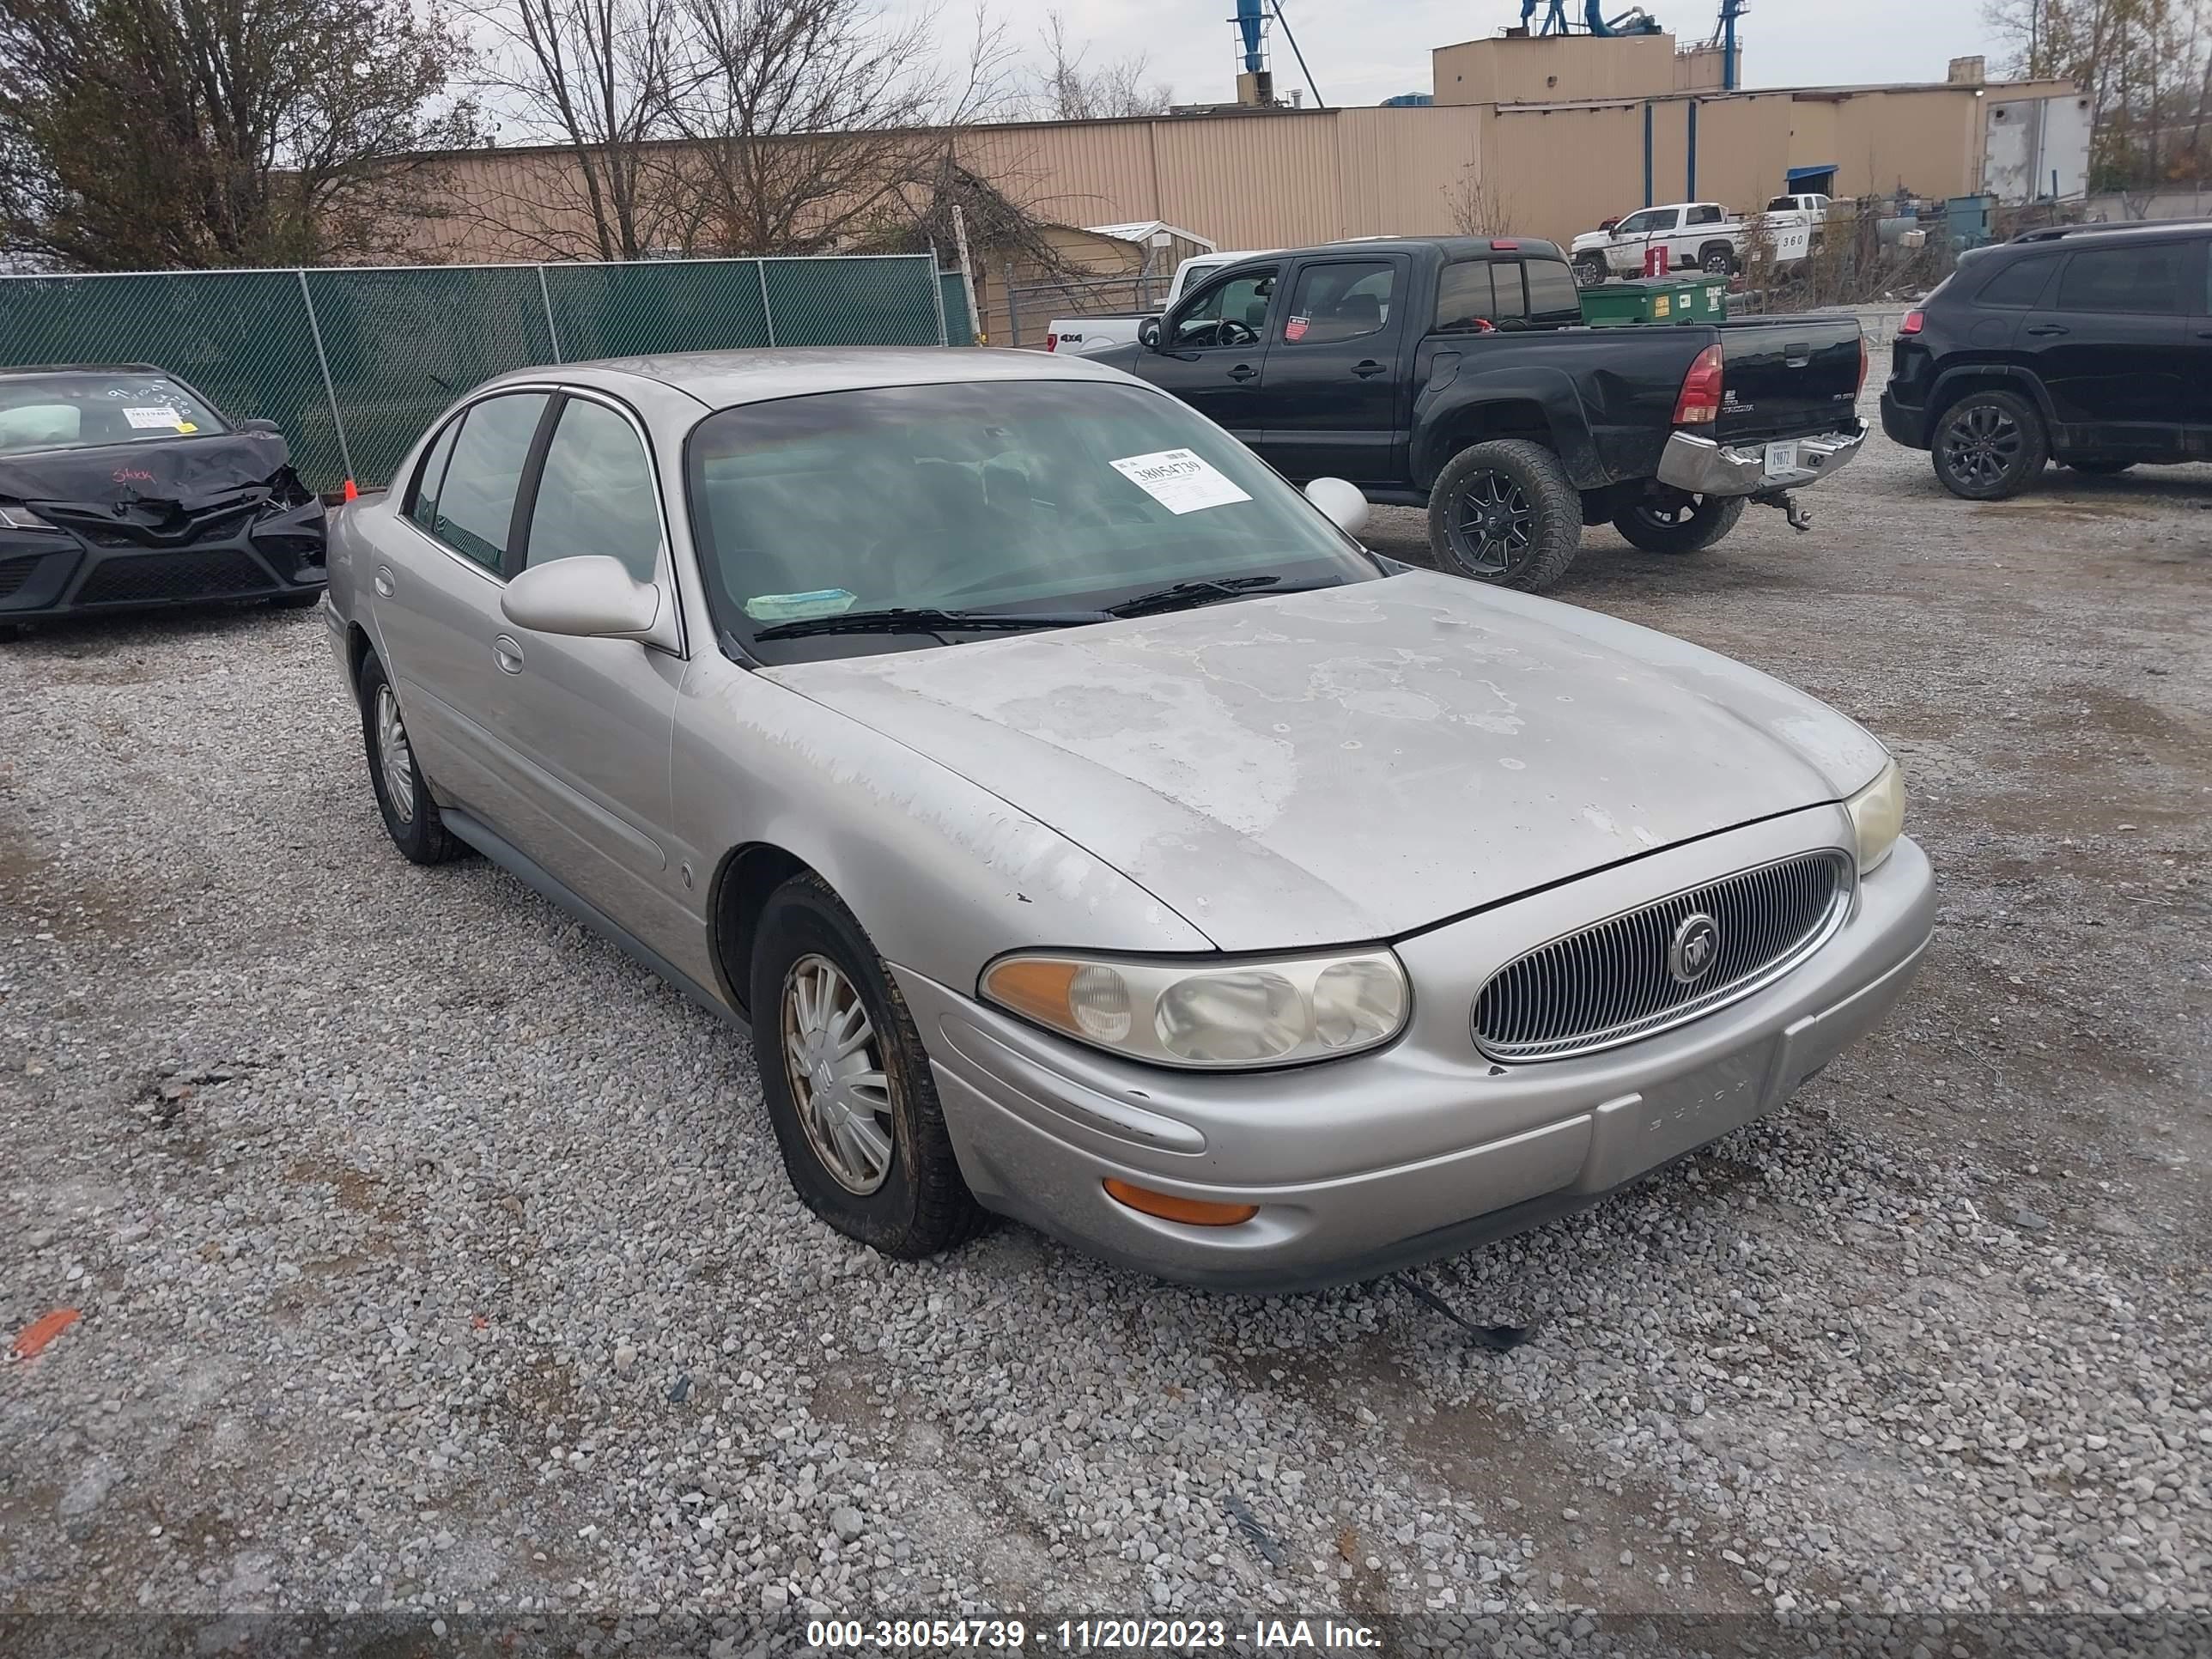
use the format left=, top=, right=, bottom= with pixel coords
left=0, top=374, right=229, bottom=455
left=685, top=379, right=1377, bottom=661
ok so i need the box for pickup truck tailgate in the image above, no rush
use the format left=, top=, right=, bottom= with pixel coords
left=1715, top=317, right=1863, bottom=441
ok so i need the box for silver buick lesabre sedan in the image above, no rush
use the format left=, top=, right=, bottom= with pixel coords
left=323, top=348, right=1932, bottom=1291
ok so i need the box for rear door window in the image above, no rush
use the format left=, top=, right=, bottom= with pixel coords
left=2055, top=244, right=2190, bottom=315
left=1974, top=254, right=2058, bottom=308
left=428, top=392, right=550, bottom=574
left=1434, top=261, right=1495, bottom=331
left=405, top=420, right=462, bottom=534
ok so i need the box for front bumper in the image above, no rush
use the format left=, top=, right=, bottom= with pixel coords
left=1656, top=423, right=1865, bottom=496
left=0, top=499, right=326, bottom=622
left=899, top=807, right=1935, bottom=1292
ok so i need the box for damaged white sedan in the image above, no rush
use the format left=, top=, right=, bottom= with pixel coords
left=323, top=347, right=1932, bottom=1291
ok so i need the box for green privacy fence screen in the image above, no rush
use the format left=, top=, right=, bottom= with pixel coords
left=0, top=254, right=973, bottom=491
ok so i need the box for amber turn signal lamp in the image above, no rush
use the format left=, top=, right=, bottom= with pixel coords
left=1103, top=1179, right=1257, bottom=1227
left=983, top=957, right=1079, bottom=1025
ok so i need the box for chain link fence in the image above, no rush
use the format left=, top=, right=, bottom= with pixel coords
left=0, top=255, right=970, bottom=491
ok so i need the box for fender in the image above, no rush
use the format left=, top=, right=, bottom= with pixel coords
left=1412, top=364, right=1605, bottom=491
left=1926, top=362, right=2057, bottom=428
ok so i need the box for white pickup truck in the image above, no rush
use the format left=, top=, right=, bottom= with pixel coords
left=1044, top=249, right=1276, bottom=356
left=1569, top=200, right=1813, bottom=285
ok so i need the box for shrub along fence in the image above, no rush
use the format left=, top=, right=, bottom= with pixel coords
left=0, top=254, right=972, bottom=492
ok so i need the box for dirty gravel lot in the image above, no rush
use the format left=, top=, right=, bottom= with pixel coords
left=3, top=396, right=2209, bottom=1649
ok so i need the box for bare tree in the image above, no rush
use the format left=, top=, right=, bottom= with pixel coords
left=665, top=0, right=968, bottom=256
left=1445, top=165, right=1521, bottom=237
left=1985, top=0, right=2210, bottom=187
left=1029, top=9, right=1172, bottom=120
left=458, top=0, right=684, bottom=259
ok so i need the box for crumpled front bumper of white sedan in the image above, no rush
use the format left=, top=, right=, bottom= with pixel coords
left=890, top=804, right=1935, bottom=1293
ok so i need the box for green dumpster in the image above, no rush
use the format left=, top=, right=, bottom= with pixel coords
left=1578, top=275, right=1729, bottom=327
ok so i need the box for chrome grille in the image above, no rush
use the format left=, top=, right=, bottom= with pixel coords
left=1473, top=850, right=1853, bottom=1062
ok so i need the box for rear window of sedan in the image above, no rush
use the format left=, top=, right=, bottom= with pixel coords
left=0, top=373, right=228, bottom=454
left=684, top=378, right=1379, bottom=662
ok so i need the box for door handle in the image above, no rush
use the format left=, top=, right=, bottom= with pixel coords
left=1226, top=363, right=1258, bottom=381
left=373, top=566, right=394, bottom=599
left=493, top=634, right=526, bottom=675
left=2027, top=325, right=2069, bottom=337
left=1351, top=360, right=1387, bottom=378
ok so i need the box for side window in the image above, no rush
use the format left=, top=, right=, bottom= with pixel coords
left=524, top=398, right=662, bottom=582
left=430, top=392, right=549, bottom=574
left=1434, top=261, right=1495, bottom=331
left=2055, top=244, right=2188, bottom=315
left=1974, top=254, right=2058, bottom=309
left=1614, top=210, right=1660, bottom=235
left=1283, top=260, right=1395, bottom=345
left=404, top=419, right=461, bottom=534
left=1523, top=258, right=1583, bottom=323
left=1172, top=270, right=1277, bottom=346
left=1687, top=204, right=1724, bottom=227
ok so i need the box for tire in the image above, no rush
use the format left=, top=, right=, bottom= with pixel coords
left=1700, top=244, right=1736, bottom=276
left=1574, top=255, right=1608, bottom=288
left=1930, top=388, right=2048, bottom=501
left=2065, top=458, right=2134, bottom=476
left=358, top=652, right=468, bottom=866
left=1611, top=491, right=1746, bottom=555
left=268, top=590, right=323, bottom=610
left=1427, top=439, right=1582, bottom=592
left=750, top=872, right=989, bottom=1260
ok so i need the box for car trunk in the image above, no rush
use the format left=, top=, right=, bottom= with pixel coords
left=1712, top=316, right=1863, bottom=442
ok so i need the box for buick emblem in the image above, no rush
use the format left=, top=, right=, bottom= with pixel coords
left=1668, top=913, right=1720, bottom=984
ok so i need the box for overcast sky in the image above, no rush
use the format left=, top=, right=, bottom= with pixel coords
left=969, top=0, right=2008, bottom=112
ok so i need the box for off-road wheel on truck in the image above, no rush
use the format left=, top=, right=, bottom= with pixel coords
left=1700, top=244, right=1737, bottom=276
left=1930, top=387, right=2047, bottom=501
left=750, top=871, right=990, bottom=1260
left=1611, top=489, right=1746, bottom=555
left=1574, top=254, right=1608, bottom=287
left=1427, top=439, right=1582, bottom=592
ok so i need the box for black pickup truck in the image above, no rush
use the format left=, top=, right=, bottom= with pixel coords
left=1097, top=236, right=1867, bottom=591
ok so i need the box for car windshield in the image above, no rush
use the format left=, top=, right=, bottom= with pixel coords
left=0, top=372, right=229, bottom=456
left=687, top=378, right=1382, bottom=662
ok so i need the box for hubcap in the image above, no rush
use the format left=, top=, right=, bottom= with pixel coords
left=781, top=954, right=894, bottom=1194
left=1447, top=470, right=1536, bottom=579
left=1637, top=492, right=1711, bottom=530
left=374, top=684, right=416, bottom=824
left=1939, top=403, right=2022, bottom=489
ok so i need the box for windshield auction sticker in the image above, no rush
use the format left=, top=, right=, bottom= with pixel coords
left=124, top=406, right=185, bottom=429
left=1109, top=449, right=1252, bottom=515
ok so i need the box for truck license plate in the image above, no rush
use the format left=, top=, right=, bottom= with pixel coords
left=1764, top=441, right=1801, bottom=476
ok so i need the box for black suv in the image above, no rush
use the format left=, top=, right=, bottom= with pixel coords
left=1881, top=222, right=2212, bottom=499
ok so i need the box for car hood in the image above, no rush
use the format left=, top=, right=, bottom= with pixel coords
left=764, top=572, right=1888, bottom=951
left=0, top=430, right=295, bottom=513
left=1569, top=229, right=1613, bottom=252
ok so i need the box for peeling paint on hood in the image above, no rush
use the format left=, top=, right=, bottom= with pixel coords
left=765, top=571, right=1889, bottom=950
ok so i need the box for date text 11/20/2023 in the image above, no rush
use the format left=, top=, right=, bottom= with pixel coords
left=804, top=1618, right=1385, bottom=1650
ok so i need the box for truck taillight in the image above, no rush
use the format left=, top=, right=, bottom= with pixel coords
left=1899, top=310, right=1924, bottom=335
left=1043, top=333, right=1059, bottom=352
left=1858, top=334, right=1869, bottom=392
left=1673, top=343, right=1724, bottom=425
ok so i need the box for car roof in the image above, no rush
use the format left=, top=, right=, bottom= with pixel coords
left=0, top=362, right=170, bottom=380
left=2010, top=218, right=2212, bottom=245
left=487, top=346, right=1136, bottom=411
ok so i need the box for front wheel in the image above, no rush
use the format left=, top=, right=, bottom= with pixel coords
left=1611, top=491, right=1746, bottom=555
left=1931, top=388, right=2047, bottom=501
left=1427, top=439, right=1583, bottom=592
left=750, top=872, right=989, bottom=1260
left=1574, top=255, right=1607, bottom=287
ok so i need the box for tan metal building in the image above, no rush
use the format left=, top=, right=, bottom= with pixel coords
left=396, top=33, right=2083, bottom=281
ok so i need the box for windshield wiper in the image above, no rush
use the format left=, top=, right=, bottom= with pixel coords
left=1105, top=574, right=1340, bottom=618
left=751, top=605, right=1108, bottom=642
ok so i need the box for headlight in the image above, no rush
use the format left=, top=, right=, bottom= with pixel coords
left=0, top=502, right=63, bottom=534
left=981, top=948, right=1411, bottom=1070
left=1845, top=758, right=1905, bottom=876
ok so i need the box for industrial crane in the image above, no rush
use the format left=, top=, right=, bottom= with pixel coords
left=1517, top=1, right=1746, bottom=92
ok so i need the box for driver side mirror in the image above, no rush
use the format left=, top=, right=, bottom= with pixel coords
left=240, top=417, right=282, bottom=435
left=1304, top=477, right=1369, bottom=537
left=501, top=555, right=663, bottom=641
left=1139, top=317, right=1163, bottom=351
